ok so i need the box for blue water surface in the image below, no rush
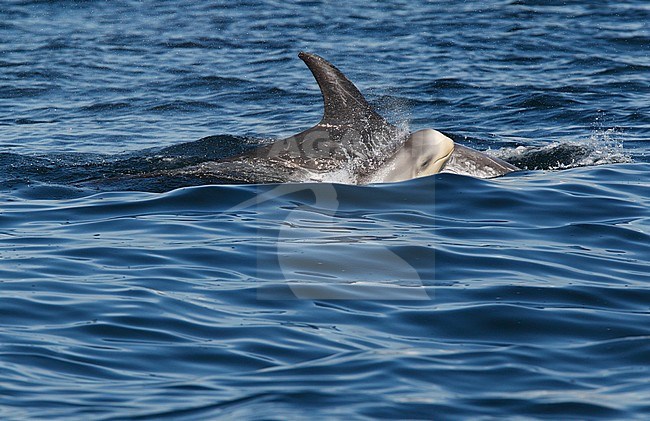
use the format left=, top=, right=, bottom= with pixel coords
left=1, top=1, right=649, bottom=419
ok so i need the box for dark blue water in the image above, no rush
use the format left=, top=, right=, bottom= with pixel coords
left=1, top=1, right=649, bottom=419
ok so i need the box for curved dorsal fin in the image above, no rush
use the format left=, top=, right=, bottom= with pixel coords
left=298, top=52, right=385, bottom=125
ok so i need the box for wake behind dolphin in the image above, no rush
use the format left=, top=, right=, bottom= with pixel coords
left=170, top=52, right=516, bottom=184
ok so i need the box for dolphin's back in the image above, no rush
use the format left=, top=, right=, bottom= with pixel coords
left=442, top=143, right=519, bottom=178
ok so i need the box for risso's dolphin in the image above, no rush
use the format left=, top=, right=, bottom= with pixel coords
left=176, top=52, right=457, bottom=184
left=175, top=52, right=517, bottom=184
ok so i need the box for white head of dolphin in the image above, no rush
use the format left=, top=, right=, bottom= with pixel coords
left=365, top=129, right=454, bottom=183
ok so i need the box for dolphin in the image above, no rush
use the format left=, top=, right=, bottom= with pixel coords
left=174, top=52, right=516, bottom=184
left=175, top=52, right=457, bottom=184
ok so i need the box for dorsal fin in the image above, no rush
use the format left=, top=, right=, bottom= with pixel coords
left=298, top=52, right=386, bottom=125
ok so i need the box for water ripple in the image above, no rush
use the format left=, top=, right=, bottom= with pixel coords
left=1, top=0, right=650, bottom=419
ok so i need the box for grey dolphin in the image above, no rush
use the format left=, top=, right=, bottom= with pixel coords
left=196, top=52, right=456, bottom=184
left=177, top=52, right=515, bottom=183
left=238, top=52, right=517, bottom=181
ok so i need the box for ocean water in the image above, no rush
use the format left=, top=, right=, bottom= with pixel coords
left=1, top=0, right=649, bottom=419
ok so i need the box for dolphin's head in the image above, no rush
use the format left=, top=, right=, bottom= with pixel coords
left=408, top=129, right=455, bottom=177
left=370, top=129, right=454, bottom=183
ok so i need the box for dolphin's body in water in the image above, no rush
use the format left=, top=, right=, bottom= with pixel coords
left=176, top=52, right=517, bottom=184
left=442, top=144, right=519, bottom=179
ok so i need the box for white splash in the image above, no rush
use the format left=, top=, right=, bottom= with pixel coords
left=492, top=127, right=632, bottom=171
